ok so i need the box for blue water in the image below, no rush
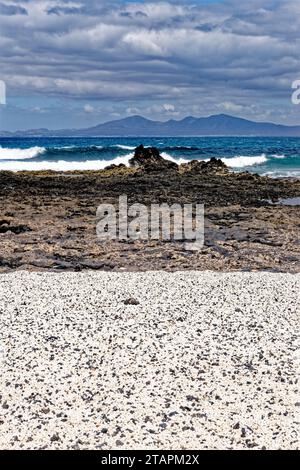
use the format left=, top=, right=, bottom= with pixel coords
left=0, top=136, right=300, bottom=177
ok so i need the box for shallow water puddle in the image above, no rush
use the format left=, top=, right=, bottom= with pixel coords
left=266, top=197, right=300, bottom=206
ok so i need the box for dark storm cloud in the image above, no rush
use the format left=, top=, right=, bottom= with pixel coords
left=0, top=2, right=27, bottom=15
left=47, top=6, right=85, bottom=15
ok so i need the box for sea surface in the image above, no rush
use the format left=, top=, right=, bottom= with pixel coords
left=0, top=136, right=300, bottom=177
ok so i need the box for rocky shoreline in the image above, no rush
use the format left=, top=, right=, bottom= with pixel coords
left=0, top=145, right=300, bottom=273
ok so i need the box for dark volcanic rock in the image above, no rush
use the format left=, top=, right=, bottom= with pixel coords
left=181, top=157, right=229, bottom=175
left=127, top=145, right=228, bottom=175
left=105, top=163, right=126, bottom=171
left=0, top=223, right=31, bottom=234
left=236, top=171, right=261, bottom=181
left=129, top=145, right=178, bottom=172
left=123, top=298, right=140, bottom=305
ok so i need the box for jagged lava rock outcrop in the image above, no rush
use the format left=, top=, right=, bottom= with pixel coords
left=180, top=157, right=229, bottom=175
left=129, top=145, right=178, bottom=172
left=128, top=145, right=229, bottom=175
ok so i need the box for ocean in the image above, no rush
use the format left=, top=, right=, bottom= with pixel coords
left=0, top=136, right=300, bottom=177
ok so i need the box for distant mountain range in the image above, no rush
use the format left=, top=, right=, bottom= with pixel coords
left=1, top=114, right=300, bottom=137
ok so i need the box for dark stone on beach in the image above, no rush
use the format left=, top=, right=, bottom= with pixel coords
left=186, top=395, right=199, bottom=402
left=129, top=145, right=178, bottom=171
left=0, top=256, right=21, bottom=269
left=123, top=298, right=140, bottom=305
left=79, top=261, right=114, bottom=270
left=0, top=219, right=11, bottom=226
left=50, top=433, right=61, bottom=442
left=0, top=224, right=31, bottom=234
left=0, top=257, right=8, bottom=267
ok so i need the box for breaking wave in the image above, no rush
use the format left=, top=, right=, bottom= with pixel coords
left=160, top=152, right=189, bottom=165
left=271, top=154, right=285, bottom=159
left=262, top=170, right=300, bottom=178
left=0, top=146, right=46, bottom=160
left=220, top=154, right=268, bottom=168
left=0, top=153, right=134, bottom=172
left=115, top=144, right=136, bottom=150
left=162, top=152, right=268, bottom=168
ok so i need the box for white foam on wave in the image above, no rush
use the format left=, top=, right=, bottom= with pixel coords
left=0, top=146, right=46, bottom=160
left=262, top=170, right=300, bottom=178
left=0, top=153, right=133, bottom=172
left=221, top=154, right=267, bottom=168
left=271, top=154, right=285, bottom=159
left=54, top=145, right=103, bottom=150
left=57, top=146, right=76, bottom=150
left=161, top=153, right=267, bottom=168
left=115, top=144, right=136, bottom=150
left=160, top=152, right=189, bottom=165
left=0, top=150, right=285, bottom=174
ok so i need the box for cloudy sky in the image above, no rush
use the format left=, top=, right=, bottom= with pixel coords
left=0, top=0, right=300, bottom=130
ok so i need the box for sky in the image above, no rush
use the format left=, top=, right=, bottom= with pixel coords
left=0, top=0, right=300, bottom=130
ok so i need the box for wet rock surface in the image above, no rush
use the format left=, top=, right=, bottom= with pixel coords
left=0, top=149, right=299, bottom=273
left=0, top=271, right=298, bottom=449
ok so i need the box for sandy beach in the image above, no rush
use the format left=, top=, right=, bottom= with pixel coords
left=0, top=271, right=299, bottom=450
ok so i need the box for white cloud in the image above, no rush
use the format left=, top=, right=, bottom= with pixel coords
left=84, top=104, right=94, bottom=113
left=219, top=101, right=244, bottom=113
left=163, top=103, right=175, bottom=112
